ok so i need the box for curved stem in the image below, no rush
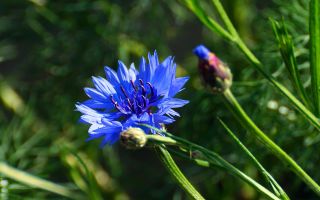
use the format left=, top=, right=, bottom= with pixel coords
left=142, top=125, right=280, bottom=200
left=187, top=0, right=320, bottom=131
left=223, top=89, right=320, bottom=196
left=155, top=145, right=205, bottom=200
left=219, top=119, right=290, bottom=200
left=167, top=146, right=281, bottom=200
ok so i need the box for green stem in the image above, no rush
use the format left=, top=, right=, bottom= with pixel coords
left=210, top=0, right=238, bottom=37
left=205, top=153, right=280, bottom=200
left=219, top=119, right=290, bottom=200
left=183, top=0, right=234, bottom=41
left=271, top=19, right=311, bottom=110
left=146, top=134, right=178, bottom=145
left=167, top=147, right=281, bottom=200
left=223, top=89, right=320, bottom=196
left=310, top=0, right=320, bottom=116
left=0, top=162, right=78, bottom=199
left=236, top=37, right=320, bottom=132
left=155, top=145, right=205, bottom=200
left=206, top=0, right=320, bottom=130
left=143, top=125, right=280, bottom=200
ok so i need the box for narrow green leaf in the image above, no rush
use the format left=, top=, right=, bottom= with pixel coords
left=219, top=119, right=290, bottom=200
left=183, top=0, right=320, bottom=132
left=155, top=145, right=205, bottom=200
left=0, top=162, right=80, bottom=199
left=271, top=19, right=311, bottom=109
left=182, top=0, right=234, bottom=41
left=222, top=89, right=320, bottom=196
left=310, top=0, right=320, bottom=116
left=210, top=0, right=238, bottom=37
left=142, top=124, right=281, bottom=200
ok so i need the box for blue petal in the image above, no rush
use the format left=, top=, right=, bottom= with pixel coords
left=87, top=124, right=105, bottom=137
left=104, top=66, right=119, bottom=86
left=160, top=108, right=180, bottom=117
left=193, top=45, right=210, bottom=59
left=168, top=77, right=189, bottom=97
left=76, top=103, right=103, bottom=118
left=99, top=131, right=121, bottom=147
left=80, top=115, right=101, bottom=124
left=148, top=50, right=159, bottom=75
left=84, top=87, right=107, bottom=101
left=153, top=114, right=175, bottom=124
left=138, top=57, right=148, bottom=82
left=159, top=98, right=189, bottom=108
left=152, top=63, right=167, bottom=87
left=143, top=62, right=152, bottom=83
left=157, top=98, right=189, bottom=115
left=87, top=120, right=122, bottom=146
left=89, top=123, right=121, bottom=135
left=85, top=122, right=122, bottom=147
left=101, top=118, right=123, bottom=127
left=151, top=57, right=174, bottom=95
left=92, top=76, right=116, bottom=96
left=129, top=63, right=138, bottom=81
left=82, top=99, right=113, bottom=109
left=117, top=61, right=130, bottom=83
left=122, top=113, right=153, bottom=133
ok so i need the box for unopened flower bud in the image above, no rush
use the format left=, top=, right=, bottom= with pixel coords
left=193, top=45, right=232, bottom=93
left=120, top=127, right=147, bottom=149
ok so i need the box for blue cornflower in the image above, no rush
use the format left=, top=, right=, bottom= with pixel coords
left=76, top=51, right=189, bottom=147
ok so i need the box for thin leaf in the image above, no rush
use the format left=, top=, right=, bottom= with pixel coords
left=218, top=119, right=290, bottom=200
left=155, top=145, right=205, bottom=200
left=182, top=0, right=234, bottom=41
left=271, top=19, right=311, bottom=109
left=0, top=162, right=80, bottom=199
left=183, top=0, right=320, bottom=132
left=309, top=0, right=320, bottom=116
left=142, top=124, right=281, bottom=200
left=222, top=89, right=320, bottom=195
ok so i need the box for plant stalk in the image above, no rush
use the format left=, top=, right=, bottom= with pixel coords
left=188, top=0, right=320, bottom=130
left=143, top=126, right=281, bottom=200
left=155, top=145, right=205, bottom=200
left=310, top=0, right=320, bottom=116
left=223, top=89, right=320, bottom=196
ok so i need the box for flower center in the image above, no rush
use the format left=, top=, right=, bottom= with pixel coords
left=110, top=79, right=158, bottom=116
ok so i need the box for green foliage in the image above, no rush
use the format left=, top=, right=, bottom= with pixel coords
left=271, top=19, right=310, bottom=109
left=0, top=0, right=320, bottom=199
left=309, top=0, right=320, bottom=116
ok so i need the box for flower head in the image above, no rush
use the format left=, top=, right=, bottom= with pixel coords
left=193, top=45, right=232, bottom=93
left=76, top=51, right=189, bottom=147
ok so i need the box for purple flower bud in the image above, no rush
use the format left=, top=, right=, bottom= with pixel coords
left=193, top=45, right=232, bottom=93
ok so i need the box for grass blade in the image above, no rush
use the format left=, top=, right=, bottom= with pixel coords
left=182, top=0, right=234, bottom=41
left=183, top=0, right=320, bottom=132
left=309, top=0, right=320, bottom=116
left=271, top=19, right=311, bottom=109
left=222, top=89, right=320, bottom=195
left=143, top=125, right=280, bottom=200
left=155, top=145, right=205, bottom=200
left=0, top=162, right=80, bottom=199
left=219, top=119, right=290, bottom=200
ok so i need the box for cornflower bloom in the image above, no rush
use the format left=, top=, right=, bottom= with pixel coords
left=76, top=51, right=189, bottom=147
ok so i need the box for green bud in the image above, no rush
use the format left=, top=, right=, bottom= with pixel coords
left=120, top=127, right=147, bottom=149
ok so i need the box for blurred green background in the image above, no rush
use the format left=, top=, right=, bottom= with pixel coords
left=0, top=0, right=319, bottom=199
